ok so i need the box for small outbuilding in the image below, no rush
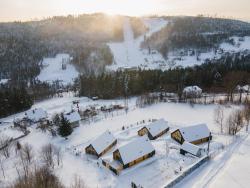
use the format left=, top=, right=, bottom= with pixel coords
left=183, top=86, right=202, bottom=98
left=64, top=111, right=81, bottom=128
left=113, top=136, right=155, bottom=169
left=138, top=119, right=169, bottom=140
left=85, top=131, right=117, bottom=158
left=25, top=108, right=48, bottom=123
left=171, top=124, right=212, bottom=145
left=180, top=141, right=204, bottom=157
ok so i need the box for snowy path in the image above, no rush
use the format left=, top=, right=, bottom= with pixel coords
left=107, top=17, right=168, bottom=70
left=208, top=132, right=250, bottom=188
left=176, top=133, right=249, bottom=188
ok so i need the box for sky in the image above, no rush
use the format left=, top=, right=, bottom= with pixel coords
left=0, top=0, right=250, bottom=22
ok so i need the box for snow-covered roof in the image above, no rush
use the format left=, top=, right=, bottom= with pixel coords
left=181, top=141, right=201, bottom=156
left=25, top=108, right=47, bottom=122
left=64, top=111, right=81, bottom=124
left=183, top=86, right=202, bottom=93
left=117, top=136, right=155, bottom=165
left=179, top=124, right=210, bottom=143
left=91, top=131, right=116, bottom=155
left=145, top=119, right=169, bottom=137
left=242, top=85, right=250, bottom=92
left=0, top=79, right=9, bottom=85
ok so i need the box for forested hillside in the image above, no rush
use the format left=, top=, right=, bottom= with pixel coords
left=0, top=13, right=126, bottom=84
left=79, top=51, right=250, bottom=99
left=143, top=16, right=250, bottom=57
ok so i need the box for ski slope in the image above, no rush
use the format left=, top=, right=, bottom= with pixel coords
left=107, top=17, right=168, bottom=70
left=37, top=54, right=79, bottom=85
left=107, top=17, right=250, bottom=70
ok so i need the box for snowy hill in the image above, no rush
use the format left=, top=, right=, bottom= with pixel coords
left=107, top=17, right=168, bottom=71
left=107, top=16, right=250, bottom=70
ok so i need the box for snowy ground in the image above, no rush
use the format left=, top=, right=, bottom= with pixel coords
left=0, top=93, right=245, bottom=188
left=37, top=54, right=79, bottom=85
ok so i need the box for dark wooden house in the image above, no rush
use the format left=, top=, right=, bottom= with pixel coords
left=171, top=124, right=212, bottom=145
left=85, top=131, right=117, bottom=158
left=138, top=119, right=169, bottom=140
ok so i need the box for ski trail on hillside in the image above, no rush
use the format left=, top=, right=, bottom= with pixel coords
left=107, top=17, right=168, bottom=70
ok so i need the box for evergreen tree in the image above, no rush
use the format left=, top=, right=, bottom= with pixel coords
left=58, top=114, right=73, bottom=137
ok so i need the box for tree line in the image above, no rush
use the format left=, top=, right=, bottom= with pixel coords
left=79, top=52, right=250, bottom=100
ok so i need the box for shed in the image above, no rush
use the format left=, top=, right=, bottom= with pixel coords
left=138, top=119, right=169, bottom=140
left=183, top=86, right=202, bottom=98
left=64, top=111, right=81, bottom=128
left=85, top=131, right=117, bottom=158
left=25, top=108, right=48, bottom=123
left=171, top=124, right=212, bottom=145
left=180, top=141, right=203, bottom=157
left=113, top=136, right=155, bottom=169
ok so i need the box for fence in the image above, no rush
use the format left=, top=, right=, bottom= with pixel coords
left=163, top=155, right=210, bottom=188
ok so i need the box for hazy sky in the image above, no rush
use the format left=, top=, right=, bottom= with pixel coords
left=0, top=0, right=250, bottom=22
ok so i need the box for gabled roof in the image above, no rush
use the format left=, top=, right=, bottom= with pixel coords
left=64, top=111, right=81, bottom=123
left=145, top=119, right=169, bottom=137
left=25, top=108, right=47, bottom=122
left=181, top=141, right=201, bottom=156
left=91, top=131, right=116, bottom=155
left=178, top=124, right=210, bottom=143
left=117, top=136, right=155, bottom=165
left=183, top=86, right=202, bottom=93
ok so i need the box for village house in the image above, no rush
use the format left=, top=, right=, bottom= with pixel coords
left=183, top=86, right=202, bottom=98
left=85, top=131, right=117, bottom=158
left=180, top=141, right=204, bottom=157
left=64, top=111, right=81, bottom=128
left=113, top=136, right=155, bottom=169
left=171, top=124, right=212, bottom=145
left=24, top=108, right=48, bottom=123
left=138, top=119, right=169, bottom=140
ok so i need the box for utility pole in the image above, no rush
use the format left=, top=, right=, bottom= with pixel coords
left=207, top=132, right=212, bottom=156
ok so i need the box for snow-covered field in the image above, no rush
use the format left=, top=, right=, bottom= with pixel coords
left=0, top=93, right=247, bottom=188
left=37, top=54, right=79, bottom=85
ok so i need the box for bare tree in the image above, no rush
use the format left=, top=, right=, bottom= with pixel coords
left=243, top=104, right=250, bottom=132
left=41, top=144, right=54, bottom=169
left=0, top=157, right=5, bottom=180
left=226, top=110, right=244, bottom=135
left=0, top=134, right=12, bottom=159
left=70, top=175, right=86, bottom=188
left=21, top=144, right=33, bottom=164
left=53, top=146, right=62, bottom=166
left=12, top=165, right=64, bottom=188
left=214, top=106, right=224, bottom=134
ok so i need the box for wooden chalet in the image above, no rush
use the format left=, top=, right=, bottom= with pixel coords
left=138, top=119, right=169, bottom=140
left=85, top=131, right=117, bottom=158
left=113, top=136, right=155, bottom=169
left=171, top=124, right=212, bottom=145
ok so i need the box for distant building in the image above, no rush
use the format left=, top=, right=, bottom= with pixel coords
left=171, top=124, right=212, bottom=145
left=85, top=131, right=117, bottom=158
left=63, top=111, right=81, bottom=128
left=183, top=86, right=202, bottom=98
left=180, top=141, right=204, bottom=157
left=25, top=108, right=48, bottom=123
left=138, top=119, right=169, bottom=140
